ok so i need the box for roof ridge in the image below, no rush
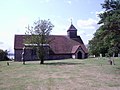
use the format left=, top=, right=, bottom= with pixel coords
left=50, top=35, right=67, bottom=36
left=15, top=34, right=67, bottom=36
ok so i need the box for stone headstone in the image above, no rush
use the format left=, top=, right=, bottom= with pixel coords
left=118, top=53, right=120, bottom=57
left=100, top=54, right=102, bottom=57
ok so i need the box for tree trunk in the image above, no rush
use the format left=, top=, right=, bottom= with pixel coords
left=40, top=58, right=44, bottom=64
left=40, top=60, right=44, bottom=64
left=23, top=60, right=25, bottom=65
left=40, top=44, right=44, bottom=64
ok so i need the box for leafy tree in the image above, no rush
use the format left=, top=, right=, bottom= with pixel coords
left=89, top=26, right=108, bottom=56
left=25, top=19, right=54, bottom=64
left=89, top=0, right=120, bottom=57
left=0, top=49, right=9, bottom=61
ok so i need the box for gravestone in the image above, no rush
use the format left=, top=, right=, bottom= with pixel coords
left=118, top=53, right=120, bottom=57
left=100, top=54, right=102, bottom=57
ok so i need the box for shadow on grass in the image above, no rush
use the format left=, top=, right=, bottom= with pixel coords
left=23, top=62, right=84, bottom=66
left=44, top=62, right=85, bottom=65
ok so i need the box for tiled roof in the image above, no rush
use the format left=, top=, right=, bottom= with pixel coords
left=14, top=35, right=88, bottom=54
left=71, top=45, right=80, bottom=54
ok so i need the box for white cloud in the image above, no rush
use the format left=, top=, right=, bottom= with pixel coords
left=77, top=30, right=85, bottom=35
left=95, top=11, right=104, bottom=19
left=95, top=11, right=104, bottom=15
left=77, top=18, right=98, bottom=30
left=65, top=0, right=72, bottom=5
left=86, top=34, right=93, bottom=37
left=90, top=10, right=104, bottom=20
left=39, top=0, right=51, bottom=3
left=90, top=12, right=94, bottom=14
left=67, top=0, right=72, bottom=4
left=76, top=18, right=100, bottom=44
left=45, top=0, right=50, bottom=3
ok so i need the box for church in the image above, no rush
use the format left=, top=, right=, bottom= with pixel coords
left=14, top=23, right=88, bottom=61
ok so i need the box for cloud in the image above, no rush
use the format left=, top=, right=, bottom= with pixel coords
left=45, top=0, right=50, bottom=3
left=76, top=18, right=100, bottom=44
left=39, top=0, right=51, bottom=3
left=90, top=12, right=94, bottom=14
left=86, top=34, right=93, bottom=37
left=0, top=42, right=3, bottom=44
left=77, top=18, right=98, bottom=30
left=65, top=0, right=72, bottom=5
left=67, top=0, right=72, bottom=4
left=90, top=10, right=104, bottom=20
left=95, top=11, right=104, bottom=15
left=95, top=11, right=104, bottom=19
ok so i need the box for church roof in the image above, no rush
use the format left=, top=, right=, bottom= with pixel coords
left=14, top=35, right=88, bottom=54
left=67, top=24, right=77, bottom=31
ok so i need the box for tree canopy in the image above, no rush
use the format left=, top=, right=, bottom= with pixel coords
left=25, top=19, right=54, bottom=64
left=89, top=0, right=120, bottom=57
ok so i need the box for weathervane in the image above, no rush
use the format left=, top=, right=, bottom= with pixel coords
left=71, top=19, right=72, bottom=25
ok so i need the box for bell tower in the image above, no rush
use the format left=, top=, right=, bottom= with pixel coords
left=67, top=22, right=77, bottom=38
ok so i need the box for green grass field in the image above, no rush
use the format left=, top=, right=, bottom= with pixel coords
left=0, top=58, right=120, bottom=90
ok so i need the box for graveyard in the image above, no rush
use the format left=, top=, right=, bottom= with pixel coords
left=0, top=58, right=120, bottom=90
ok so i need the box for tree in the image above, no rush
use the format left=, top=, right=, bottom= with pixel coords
left=89, top=26, right=108, bottom=56
left=89, top=0, right=120, bottom=57
left=0, top=49, right=9, bottom=61
left=25, top=19, right=54, bottom=64
left=99, top=0, right=120, bottom=56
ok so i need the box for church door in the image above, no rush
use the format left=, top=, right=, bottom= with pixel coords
left=77, top=51, right=82, bottom=59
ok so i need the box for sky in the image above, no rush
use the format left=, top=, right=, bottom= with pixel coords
left=0, top=0, right=105, bottom=53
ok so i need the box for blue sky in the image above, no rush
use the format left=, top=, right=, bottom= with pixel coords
left=0, top=0, right=104, bottom=53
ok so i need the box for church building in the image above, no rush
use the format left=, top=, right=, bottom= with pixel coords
left=14, top=23, right=88, bottom=61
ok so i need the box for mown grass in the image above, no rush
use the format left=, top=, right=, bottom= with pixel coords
left=0, top=58, right=120, bottom=90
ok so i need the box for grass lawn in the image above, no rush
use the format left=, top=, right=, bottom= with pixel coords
left=0, top=58, right=120, bottom=90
